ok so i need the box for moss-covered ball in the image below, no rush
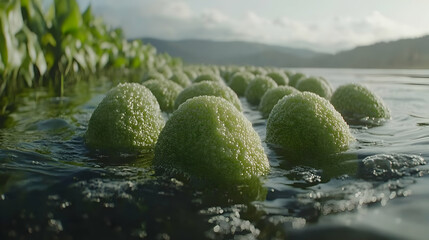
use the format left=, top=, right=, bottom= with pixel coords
left=154, top=96, right=270, bottom=184
left=142, top=71, right=166, bottom=82
left=295, top=76, right=333, bottom=99
left=330, top=83, right=390, bottom=120
left=266, top=92, right=354, bottom=156
left=249, top=67, right=267, bottom=76
left=259, top=86, right=298, bottom=118
left=170, top=71, right=192, bottom=88
left=183, top=69, right=198, bottom=80
left=266, top=71, right=289, bottom=86
left=193, top=72, right=224, bottom=84
left=289, top=72, right=306, bottom=87
left=228, top=71, right=255, bottom=96
left=174, top=81, right=242, bottom=111
left=157, top=65, right=173, bottom=78
left=85, top=83, right=165, bottom=153
left=142, top=79, right=184, bottom=112
left=245, top=76, right=278, bottom=105
left=284, top=70, right=294, bottom=78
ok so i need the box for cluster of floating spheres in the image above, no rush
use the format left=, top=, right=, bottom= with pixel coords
left=85, top=65, right=390, bottom=185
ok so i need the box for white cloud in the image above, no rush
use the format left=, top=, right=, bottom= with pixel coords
left=92, top=1, right=428, bottom=53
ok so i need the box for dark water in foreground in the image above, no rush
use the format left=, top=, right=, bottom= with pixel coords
left=1, top=68, right=429, bottom=239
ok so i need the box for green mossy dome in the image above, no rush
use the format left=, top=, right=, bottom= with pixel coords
left=295, top=76, right=333, bottom=99
left=266, top=71, right=289, bottom=86
left=266, top=92, right=354, bottom=157
left=289, top=72, right=306, bottom=87
left=142, top=79, right=184, bottom=112
left=259, top=86, right=298, bottom=118
left=228, top=71, right=255, bottom=96
left=174, top=81, right=242, bottom=111
left=85, top=83, right=165, bottom=154
left=170, top=71, right=192, bottom=88
left=142, top=71, right=166, bottom=82
left=154, top=96, right=270, bottom=184
left=193, top=72, right=224, bottom=84
left=330, top=83, right=390, bottom=120
left=157, top=65, right=173, bottom=78
left=245, top=76, right=278, bottom=105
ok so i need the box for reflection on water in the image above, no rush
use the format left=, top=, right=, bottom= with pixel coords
left=1, top=68, right=429, bottom=239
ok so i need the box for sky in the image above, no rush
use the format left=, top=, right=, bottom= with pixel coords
left=76, top=0, right=429, bottom=53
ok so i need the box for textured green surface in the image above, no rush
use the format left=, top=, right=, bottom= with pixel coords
left=259, top=86, right=298, bottom=118
left=143, top=79, right=183, bottom=112
left=245, top=76, right=278, bottom=105
left=289, top=72, right=306, bottom=87
left=142, top=71, right=166, bottom=82
left=170, top=71, right=192, bottom=87
left=85, top=83, right=165, bottom=153
left=228, top=71, right=255, bottom=96
left=266, top=71, right=289, bottom=86
left=331, top=83, right=390, bottom=120
left=266, top=92, right=354, bottom=156
left=296, top=76, right=333, bottom=99
left=193, top=72, right=224, bottom=84
left=174, top=81, right=242, bottom=111
left=154, top=96, right=269, bottom=184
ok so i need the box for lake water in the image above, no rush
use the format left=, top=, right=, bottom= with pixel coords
left=1, top=68, right=428, bottom=239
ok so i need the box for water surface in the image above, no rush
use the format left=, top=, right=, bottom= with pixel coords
left=1, top=69, right=428, bottom=239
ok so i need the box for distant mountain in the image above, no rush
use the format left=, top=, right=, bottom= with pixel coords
left=141, top=36, right=429, bottom=69
left=312, top=35, right=429, bottom=69
left=140, top=38, right=327, bottom=66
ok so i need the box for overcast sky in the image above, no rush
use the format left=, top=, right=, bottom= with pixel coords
left=77, top=0, right=429, bottom=53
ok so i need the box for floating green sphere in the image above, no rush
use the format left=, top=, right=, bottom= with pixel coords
left=296, top=76, right=333, bottom=99
left=143, top=79, right=183, bottom=112
left=330, top=83, right=390, bottom=120
left=142, top=71, right=166, bottom=82
left=284, top=70, right=294, bottom=78
left=154, top=96, right=270, bottom=184
left=183, top=69, right=198, bottom=80
left=289, top=72, right=306, bottom=87
left=85, top=83, right=165, bottom=153
left=228, top=71, right=255, bottom=96
left=193, top=72, right=224, bottom=84
left=248, top=67, right=267, bottom=76
left=266, top=92, right=354, bottom=156
left=170, top=71, right=192, bottom=88
left=259, top=86, right=298, bottom=118
left=174, top=81, right=242, bottom=111
left=245, top=76, right=278, bottom=105
left=157, top=65, right=173, bottom=78
left=266, top=71, right=289, bottom=86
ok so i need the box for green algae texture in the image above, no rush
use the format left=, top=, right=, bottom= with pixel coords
left=266, top=71, right=289, bottom=86
left=259, top=86, right=298, bottom=118
left=154, top=96, right=270, bottom=184
left=142, top=71, right=166, bottom=82
left=296, top=76, right=333, bottom=99
left=143, top=80, right=183, bottom=112
left=85, top=83, right=165, bottom=153
left=245, top=76, right=278, bottom=105
left=266, top=92, right=354, bottom=157
left=228, top=71, right=255, bottom=96
left=174, top=81, right=242, bottom=111
left=170, top=71, right=192, bottom=88
left=331, top=83, right=390, bottom=120
left=289, top=72, right=306, bottom=87
left=193, top=72, right=224, bottom=84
